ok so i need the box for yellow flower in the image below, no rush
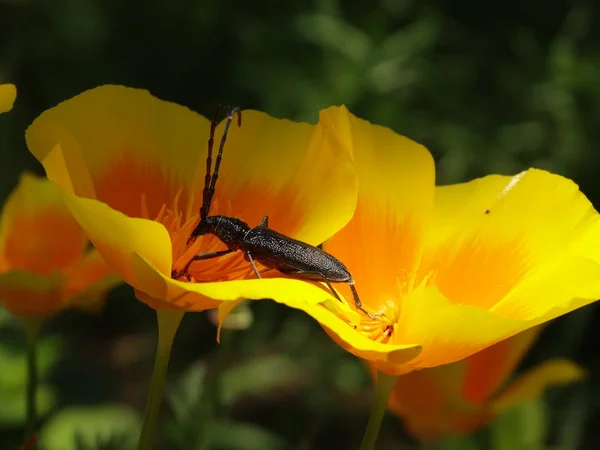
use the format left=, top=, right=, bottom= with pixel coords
left=0, top=84, right=17, bottom=113
left=244, top=105, right=600, bottom=374
left=0, top=172, right=121, bottom=317
left=24, top=85, right=360, bottom=312
left=387, top=326, right=584, bottom=441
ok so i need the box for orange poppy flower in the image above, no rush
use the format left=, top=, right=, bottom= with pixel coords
left=240, top=105, right=600, bottom=374
left=0, top=83, right=17, bottom=113
left=387, top=326, right=584, bottom=442
left=23, top=85, right=382, bottom=324
left=0, top=172, right=122, bottom=317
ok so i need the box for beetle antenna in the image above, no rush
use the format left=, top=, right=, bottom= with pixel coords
left=200, top=104, right=222, bottom=221
left=204, top=106, right=242, bottom=217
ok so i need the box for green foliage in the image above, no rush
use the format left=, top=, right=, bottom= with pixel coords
left=210, top=422, right=291, bottom=450
left=38, top=405, right=141, bottom=450
left=0, top=322, right=61, bottom=426
left=165, top=353, right=295, bottom=449
left=490, top=400, right=548, bottom=450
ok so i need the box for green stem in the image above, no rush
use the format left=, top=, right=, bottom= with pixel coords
left=359, top=371, right=399, bottom=450
left=23, top=318, right=41, bottom=441
left=137, top=309, right=184, bottom=450
left=198, top=327, right=234, bottom=450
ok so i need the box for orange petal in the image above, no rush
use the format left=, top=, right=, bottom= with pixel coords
left=461, top=326, right=542, bottom=404
left=387, top=358, right=466, bottom=431
left=490, top=358, right=585, bottom=413
left=388, top=328, right=543, bottom=441
left=419, top=169, right=600, bottom=313
left=26, top=85, right=210, bottom=218
left=0, top=84, right=16, bottom=113
left=321, top=106, right=435, bottom=311
left=188, top=107, right=358, bottom=245
left=65, top=249, right=123, bottom=312
left=388, top=363, right=490, bottom=441
left=56, top=185, right=173, bottom=298
left=0, top=270, right=66, bottom=318
left=0, top=172, right=87, bottom=275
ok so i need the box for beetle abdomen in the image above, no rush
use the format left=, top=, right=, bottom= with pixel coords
left=244, top=227, right=351, bottom=282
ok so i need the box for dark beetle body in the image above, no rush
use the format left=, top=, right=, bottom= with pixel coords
left=245, top=228, right=351, bottom=281
left=189, top=215, right=352, bottom=282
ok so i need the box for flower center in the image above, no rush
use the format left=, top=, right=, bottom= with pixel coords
left=324, top=296, right=399, bottom=345
left=356, top=314, right=396, bottom=344
left=140, top=192, right=255, bottom=282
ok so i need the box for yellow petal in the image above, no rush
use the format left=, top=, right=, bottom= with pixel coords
left=133, top=250, right=332, bottom=308
left=26, top=85, right=211, bottom=218
left=0, top=84, right=16, bottom=113
left=321, top=106, right=435, bottom=311
left=0, top=270, right=66, bottom=318
left=215, top=300, right=247, bottom=341
left=187, top=106, right=357, bottom=245
left=493, top=254, right=600, bottom=326
left=0, top=172, right=87, bottom=275
left=130, top=252, right=422, bottom=358
left=26, top=87, right=358, bottom=251
left=395, top=285, right=531, bottom=369
left=419, top=168, right=600, bottom=314
left=490, top=358, right=585, bottom=413
left=56, top=185, right=173, bottom=297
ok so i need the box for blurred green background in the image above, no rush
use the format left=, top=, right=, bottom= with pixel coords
left=1, top=0, right=600, bottom=449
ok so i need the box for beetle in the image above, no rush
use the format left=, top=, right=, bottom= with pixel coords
left=175, top=105, right=376, bottom=319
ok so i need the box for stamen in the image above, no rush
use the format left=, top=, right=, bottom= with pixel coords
left=140, top=193, right=149, bottom=219
left=138, top=195, right=256, bottom=284
left=155, top=204, right=167, bottom=224
left=322, top=296, right=396, bottom=345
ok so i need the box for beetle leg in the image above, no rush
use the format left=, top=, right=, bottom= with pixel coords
left=245, top=251, right=262, bottom=278
left=258, top=215, right=269, bottom=228
left=175, top=249, right=234, bottom=279
left=348, top=282, right=380, bottom=320
left=323, top=279, right=343, bottom=303
left=192, top=249, right=234, bottom=261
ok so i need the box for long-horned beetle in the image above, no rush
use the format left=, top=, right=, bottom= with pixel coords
left=175, top=106, right=375, bottom=318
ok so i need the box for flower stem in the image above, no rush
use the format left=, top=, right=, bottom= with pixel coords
left=137, top=309, right=184, bottom=450
left=359, top=371, right=399, bottom=450
left=23, top=318, right=41, bottom=442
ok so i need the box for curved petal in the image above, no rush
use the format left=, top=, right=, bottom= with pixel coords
left=389, top=327, right=543, bottom=440
left=26, top=85, right=210, bottom=218
left=395, top=285, right=531, bottom=369
left=131, top=250, right=422, bottom=358
left=387, top=369, right=451, bottom=440
left=0, top=270, right=66, bottom=317
left=490, top=358, right=585, bottom=413
left=462, top=326, right=542, bottom=404
left=190, top=107, right=357, bottom=245
left=26, top=87, right=357, bottom=248
left=419, top=169, right=600, bottom=313
left=65, top=249, right=124, bottom=312
left=0, top=84, right=16, bottom=113
left=387, top=363, right=489, bottom=441
left=493, top=250, right=600, bottom=322
left=0, top=172, right=87, bottom=275
left=322, top=106, right=435, bottom=311
left=56, top=185, right=173, bottom=294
